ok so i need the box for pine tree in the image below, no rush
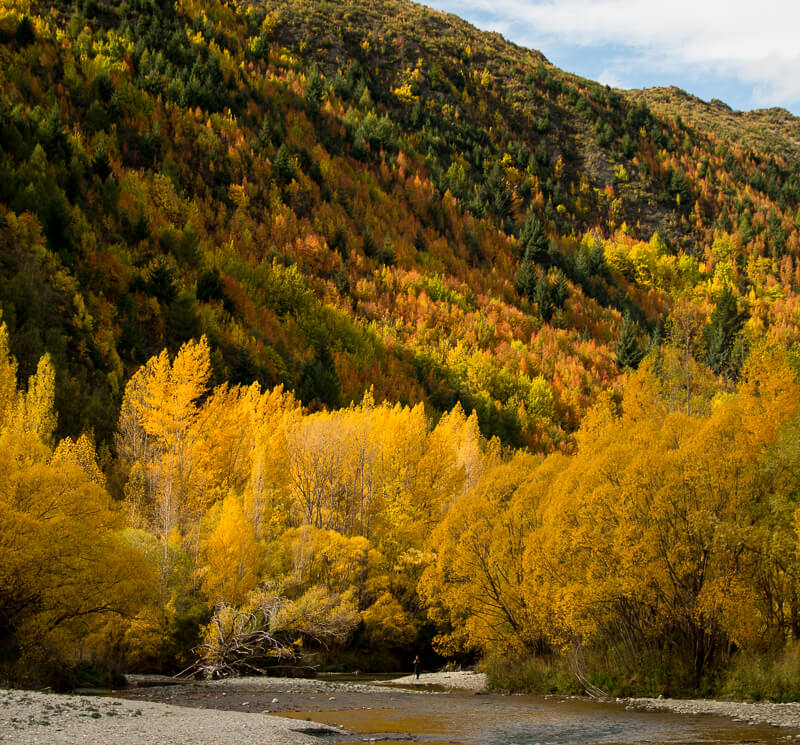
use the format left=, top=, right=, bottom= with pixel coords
left=703, top=284, right=747, bottom=380
left=615, top=312, right=644, bottom=369
left=552, top=269, right=569, bottom=308
left=413, top=225, right=426, bottom=253
left=534, top=275, right=553, bottom=322
left=518, top=213, right=549, bottom=265
left=93, top=142, right=111, bottom=180
left=514, top=247, right=536, bottom=300
left=15, top=15, right=35, bottom=45
left=362, top=228, right=377, bottom=258
left=649, top=323, right=664, bottom=377
left=515, top=214, right=550, bottom=300
left=146, top=256, right=178, bottom=305
left=485, top=163, right=511, bottom=219
left=197, top=268, right=225, bottom=303
left=305, top=67, right=325, bottom=112
left=379, top=234, right=396, bottom=266
left=273, top=144, right=295, bottom=184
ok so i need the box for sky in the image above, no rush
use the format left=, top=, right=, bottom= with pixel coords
left=423, top=1, right=800, bottom=115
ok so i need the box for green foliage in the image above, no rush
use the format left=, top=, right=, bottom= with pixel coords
left=722, top=645, right=800, bottom=702
left=197, top=268, right=225, bottom=303
left=518, top=214, right=549, bottom=265
left=703, top=285, right=747, bottom=380
left=297, top=343, right=341, bottom=408
left=15, top=16, right=35, bottom=46
left=533, top=275, right=552, bottom=322
left=305, top=68, right=325, bottom=111
left=273, top=144, right=296, bottom=183
left=146, top=257, right=178, bottom=305
left=484, top=654, right=582, bottom=694
left=615, top=312, right=644, bottom=369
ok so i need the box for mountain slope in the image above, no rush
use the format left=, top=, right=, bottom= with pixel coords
left=0, top=0, right=799, bottom=455
left=628, top=85, right=800, bottom=161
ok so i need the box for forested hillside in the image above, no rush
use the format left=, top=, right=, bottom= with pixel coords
left=3, top=0, right=800, bottom=696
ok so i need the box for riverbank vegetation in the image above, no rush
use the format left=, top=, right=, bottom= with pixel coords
left=6, top=323, right=800, bottom=699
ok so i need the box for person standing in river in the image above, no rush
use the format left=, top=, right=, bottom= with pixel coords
left=413, top=655, right=420, bottom=679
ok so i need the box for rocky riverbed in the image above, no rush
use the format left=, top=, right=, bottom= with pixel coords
left=0, top=685, right=343, bottom=745
left=626, top=695, right=800, bottom=731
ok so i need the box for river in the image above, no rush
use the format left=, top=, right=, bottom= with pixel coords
left=283, top=689, right=796, bottom=745
left=120, top=675, right=799, bottom=745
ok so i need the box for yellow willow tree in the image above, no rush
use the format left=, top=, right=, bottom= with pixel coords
left=282, top=395, right=488, bottom=553
left=525, top=355, right=800, bottom=682
left=245, top=385, right=301, bottom=540
left=0, top=322, right=151, bottom=676
left=117, top=336, right=212, bottom=598
left=283, top=393, right=428, bottom=541
left=419, top=452, right=555, bottom=657
left=717, top=345, right=800, bottom=649
left=201, top=492, right=263, bottom=606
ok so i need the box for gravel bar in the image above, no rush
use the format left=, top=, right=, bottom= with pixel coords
left=626, top=695, right=800, bottom=732
left=381, top=671, right=488, bottom=691
left=0, top=687, right=343, bottom=745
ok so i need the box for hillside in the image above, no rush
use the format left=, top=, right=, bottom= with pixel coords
left=1, top=0, right=799, bottom=456
left=628, top=85, right=800, bottom=160
left=4, top=0, right=800, bottom=695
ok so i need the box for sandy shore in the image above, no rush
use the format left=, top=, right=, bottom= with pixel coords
left=0, top=686, right=343, bottom=745
left=626, top=695, right=800, bottom=731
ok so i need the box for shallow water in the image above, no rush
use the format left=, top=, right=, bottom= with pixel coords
left=281, top=691, right=797, bottom=745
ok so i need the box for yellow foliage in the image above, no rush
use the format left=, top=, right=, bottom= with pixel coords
left=361, top=592, right=417, bottom=647
left=0, top=323, right=152, bottom=668
left=419, top=355, right=800, bottom=670
left=201, top=492, right=263, bottom=605
left=419, top=452, right=549, bottom=656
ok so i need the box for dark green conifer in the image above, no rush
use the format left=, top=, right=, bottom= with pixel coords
left=197, top=268, right=225, bottom=303
left=273, top=144, right=295, bottom=183
left=146, top=256, right=178, bottom=305
left=305, top=68, right=325, bottom=112
left=514, top=246, right=536, bottom=300
left=552, top=269, right=569, bottom=308
left=413, top=225, right=426, bottom=253
left=703, top=284, right=747, bottom=380
left=534, top=275, right=553, bottom=322
left=362, top=228, right=377, bottom=258
left=615, top=311, right=644, bottom=369
left=379, top=234, right=396, bottom=265
left=518, top=213, right=549, bottom=265
left=15, top=15, right=35, bottom=45
left=93, top=142, right=111, bottom=180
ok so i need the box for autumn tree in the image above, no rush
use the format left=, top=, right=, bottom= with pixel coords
left=419, top=453, right=550, bottom=656
left=0, top=322, right=151, bottom=682
left=117, top=337, right=212, bottom=598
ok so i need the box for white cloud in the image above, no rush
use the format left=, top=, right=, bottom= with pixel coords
left=595, top=67, right=629, bottom=90
left=430, top=0, right=800, bottom=109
